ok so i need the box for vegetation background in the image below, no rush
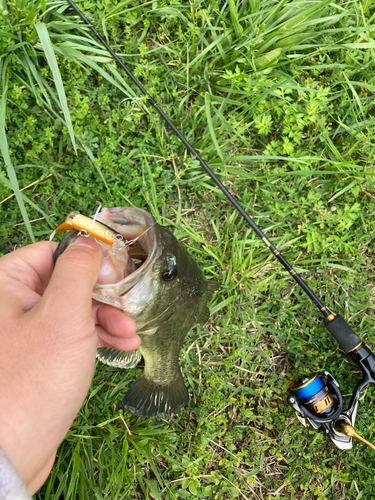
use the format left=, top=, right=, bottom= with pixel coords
left=1, top=0, right=375, bottom=498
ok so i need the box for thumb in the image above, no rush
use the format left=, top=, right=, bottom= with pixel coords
left=41, top=237, right=103, bottom=318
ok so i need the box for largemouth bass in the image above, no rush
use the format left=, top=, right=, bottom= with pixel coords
left=54, top=207, right=219, bottom=417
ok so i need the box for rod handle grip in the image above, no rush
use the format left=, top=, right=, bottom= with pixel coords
left=324, top=314, right=362, bottom=353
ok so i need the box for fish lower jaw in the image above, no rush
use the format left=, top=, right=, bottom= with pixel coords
left=92, top=292, right=123, bottom=310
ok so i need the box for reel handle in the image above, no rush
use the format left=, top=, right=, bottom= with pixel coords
left=334, top=421, right=375, bottom=450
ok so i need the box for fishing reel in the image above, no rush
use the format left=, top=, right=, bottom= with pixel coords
left=287, top=366, right=375, bottom=450
left=287, top=372, right=351, bottom=449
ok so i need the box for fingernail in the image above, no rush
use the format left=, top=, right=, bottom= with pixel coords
left=72, top=236, right=101, bottom=250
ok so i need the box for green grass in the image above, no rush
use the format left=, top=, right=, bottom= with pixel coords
left=1, top=0, right=375, bottom=498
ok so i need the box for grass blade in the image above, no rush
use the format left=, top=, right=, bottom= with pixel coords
left=35, top=22, right=77, bottom=153
left=229, top=0, right=243, bottom=39
left=205, top=93, right=224, bottom=162
left=0, top=75, right=35, bottom=242
left=0, top=171, right=55, bottom=228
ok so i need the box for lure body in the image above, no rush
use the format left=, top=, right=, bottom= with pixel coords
left=55, top=211, right=124, bottom=246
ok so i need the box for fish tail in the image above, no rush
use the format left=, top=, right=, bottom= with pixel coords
left=122, top=370, right=189, bottom=417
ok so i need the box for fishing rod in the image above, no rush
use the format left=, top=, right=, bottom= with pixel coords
left=64, top=0, right=375, bottom=450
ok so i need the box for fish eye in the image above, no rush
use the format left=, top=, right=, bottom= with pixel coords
left=162, top=269, right=177, bottom=281
left=162, top=259, right=177, bottom=281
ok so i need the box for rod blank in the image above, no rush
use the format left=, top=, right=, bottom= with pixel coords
left=65, top=0, right=333, bottom=318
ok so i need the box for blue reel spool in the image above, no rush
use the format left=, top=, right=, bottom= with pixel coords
left=292, top=374, right=324, bottom=400
left=289, top=374, right=335, bottom=415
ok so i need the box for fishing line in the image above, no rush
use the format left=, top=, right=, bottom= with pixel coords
left=92, top=204, right=102, bottom=229
left=62, top=0, right=375, bottom=449
left=65, top=0, right=333, bottom=321
left=61, top=1, right=299, bottom=393
left=128, top=106, right=286, bottom=395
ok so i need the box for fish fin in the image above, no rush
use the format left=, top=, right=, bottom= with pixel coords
left=122, top=371, right=189, bottom=417
left=196, top=306, right=211, bottom=325
left=96, top=347, right=141, bottom=369
left=207, top=280, right=221, bottom=300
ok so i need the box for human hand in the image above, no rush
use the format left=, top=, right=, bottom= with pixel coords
left=0, top=238, right=140, bottom=494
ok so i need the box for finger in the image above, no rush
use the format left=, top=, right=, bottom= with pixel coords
left=96, top=326, right=141, bottom=351
left=40, top=237, right=102, bottom=320
left=93, top=302, right=137, bottom=339
left=0, top=241, right=58, bottom=292
left=0, top=241, right=59, bottom=315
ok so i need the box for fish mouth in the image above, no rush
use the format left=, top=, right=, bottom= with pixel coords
left=92, top=207, right=161, bottom=315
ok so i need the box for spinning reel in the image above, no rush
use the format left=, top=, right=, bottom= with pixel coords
left=287, top=341, right=375, bottom=450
